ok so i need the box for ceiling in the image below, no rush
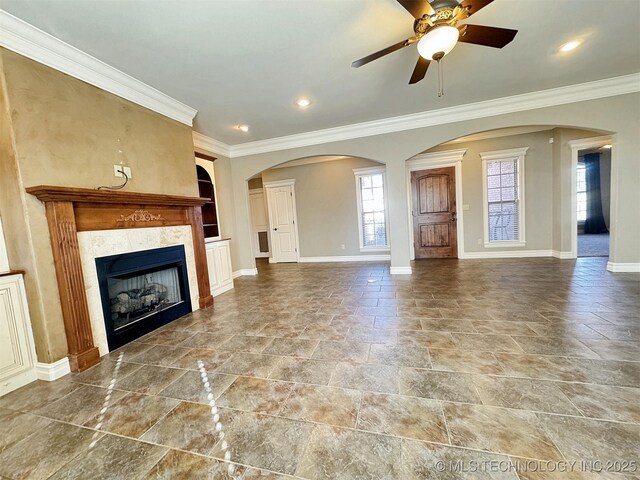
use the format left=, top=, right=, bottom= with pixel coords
left=2, top=0, right=639, bottom=145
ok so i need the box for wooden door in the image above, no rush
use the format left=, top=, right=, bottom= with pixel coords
left=411, top=167, right=458, bottom=258
left=266, top=184, right=299, bottom=263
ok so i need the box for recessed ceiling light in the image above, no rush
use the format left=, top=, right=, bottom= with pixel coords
left=602, top=144, right=612, bottom=149
left=236, top=124, right=249, bottom=133
left=560, top=40, right=581, bottom=53
left=295, top=97, right=312, bottom=108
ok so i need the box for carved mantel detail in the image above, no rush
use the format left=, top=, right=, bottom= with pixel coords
left=117, top=209, right=165, bottom=222
left=26, top=185, right=214, bottom=372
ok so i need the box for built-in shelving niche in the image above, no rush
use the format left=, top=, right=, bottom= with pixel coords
left=196, top=163, right=219, bottom=240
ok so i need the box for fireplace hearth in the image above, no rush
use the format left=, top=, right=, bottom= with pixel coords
left=96, top=245, right=192, bottom=350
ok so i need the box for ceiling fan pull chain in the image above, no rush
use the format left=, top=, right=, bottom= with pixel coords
left=437, top=58, right=444, bottom=97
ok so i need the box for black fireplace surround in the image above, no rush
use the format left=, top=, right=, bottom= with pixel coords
left=96, top=245, right=192, bottom=350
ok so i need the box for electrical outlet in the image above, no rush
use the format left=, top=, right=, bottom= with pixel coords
left=114, top=165, right=132, bottom=178
left=340, top=244, right=346, bottom=250
left=463, top=204, right=470, bottom=211
left=477, top=238, right=483, bottom=245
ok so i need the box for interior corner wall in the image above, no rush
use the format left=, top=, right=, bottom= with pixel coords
left=261, top=157, right=382, bottom=257
left=1, top=48, right=200, bottom=363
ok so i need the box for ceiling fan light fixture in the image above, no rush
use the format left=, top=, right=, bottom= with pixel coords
left=417, top=25, right=460, bottom=61
left=295, top=97, right=312, bottom=108
left=235, top=124, right=249, bottom=133
left=560, top=40, right=581, bottom=53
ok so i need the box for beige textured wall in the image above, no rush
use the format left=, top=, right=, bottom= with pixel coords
left=261, top=157, right=382, bottom=257
left=1, top=49, right=200, bottom=363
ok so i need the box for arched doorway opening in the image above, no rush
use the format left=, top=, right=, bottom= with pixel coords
left=404, top=125, right=615, bottom=267
left=244, top=155, right=387, bottom=267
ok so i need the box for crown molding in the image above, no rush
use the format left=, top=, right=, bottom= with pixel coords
left=230, top=73, right=640, bottom=157
left=193, top=132, right=232, bottom=158
left=0, top=10, right=197, bottom=126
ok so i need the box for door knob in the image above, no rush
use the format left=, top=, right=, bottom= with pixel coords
left=274, top=228, right=278, bottom=231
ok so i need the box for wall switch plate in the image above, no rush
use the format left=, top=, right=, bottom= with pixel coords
left=463, top=204, right=470, bottom=210
left=114, top=165, right=132, bottom=178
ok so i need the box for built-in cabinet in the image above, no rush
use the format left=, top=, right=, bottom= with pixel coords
left=0, top=273, right=38, bottom=396
left=196, top=164, right=220, bottom=240
left=195, top=154, right=235, bottom=298
left=206, top=240, right=234, bottom=297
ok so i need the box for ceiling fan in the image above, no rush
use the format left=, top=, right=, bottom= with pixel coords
left=352, top=0, right=518, bottom=86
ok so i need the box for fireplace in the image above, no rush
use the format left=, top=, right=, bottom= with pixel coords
left=96, top=245, right=192, bottom=350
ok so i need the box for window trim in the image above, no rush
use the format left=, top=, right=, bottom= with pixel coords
left=480, top=147, right=528, bottom=248
left=353, top=166, right=390, bottom=252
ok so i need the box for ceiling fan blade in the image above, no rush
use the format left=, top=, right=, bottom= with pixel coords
left=396, top=0, right=434, bottom=19
left=459, top=0, right=495, bottom=17
left=458, top=24, right=518, bottom=48
left=409, top=56, right=431, bottom=84
left=352, top=37, right=417, bottom=68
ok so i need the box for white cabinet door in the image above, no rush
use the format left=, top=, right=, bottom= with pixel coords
left=214, top=242, right=232, bottom=286
left=0, top=274, right=37, bottom=396
left=205, top=240, right=234, bottom=298
left=206, top=247, right=219, bottom=293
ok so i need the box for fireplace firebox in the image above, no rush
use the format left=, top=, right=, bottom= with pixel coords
left=96, top=245, right=192, bottom=350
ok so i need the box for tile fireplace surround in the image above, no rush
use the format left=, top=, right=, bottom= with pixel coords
left=27, top=186, right=213, bottom=372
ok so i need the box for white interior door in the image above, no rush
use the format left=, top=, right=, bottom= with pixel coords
left=266, top=183, right=299, bottom=263
left=249, top=191, right=269, bottom=257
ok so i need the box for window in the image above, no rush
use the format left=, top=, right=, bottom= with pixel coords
left=354, top=167, right=388, bottom=251
left=576, top=162, right=587, bottom=222
left=480, top=147, right=528, bottom=247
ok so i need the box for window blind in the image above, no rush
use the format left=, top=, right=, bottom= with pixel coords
left=486, top=158, right=519, bottom=242
left=360, top=174, right=387, bottom=247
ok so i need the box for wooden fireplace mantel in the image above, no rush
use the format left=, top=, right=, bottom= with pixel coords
left=27, top=185, right=214, bottom=372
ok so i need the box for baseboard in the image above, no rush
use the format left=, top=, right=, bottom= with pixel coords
left=268, top=257, right=276, bottom=264
left=299, top=255, right=391, bottom=263
left=211, top=281, right=234, bottom=297
left=462, top=250, right=554, bottom=259
left=552, top=250, right=575, bottom=259
left=232, top=268, right=258, bottom=278
left=607, top=262, right=640, bottom=273
left=390, top=266, right=412, bottom=275
left=36, top=357, right=71, bottom=381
